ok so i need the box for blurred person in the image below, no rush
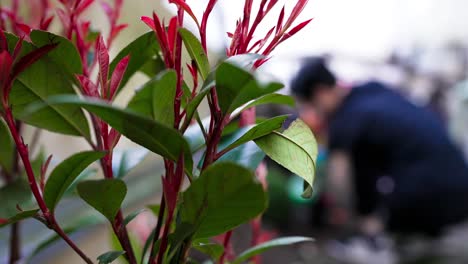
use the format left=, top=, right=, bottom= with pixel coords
left=290, top=57, right=468, bottom=263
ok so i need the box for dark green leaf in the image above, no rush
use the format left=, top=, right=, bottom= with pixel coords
left=24, top=96, right=193, bottom=175
left=5, top=32, right=90, bottom=138
left=112, top=148, right=149, bottom=179
left=0, top=119, right=14, bottom=173
left=140, top=57, right=166, bottom=78
left=180, top=162, right=267, bottom=239
left=63, top=168, right=98, bottom=197
left=179, top=28, right=210, bottom=80
left=0, top=209, right=39, bottom=228
left=219, top=116, right=288, bottom=153
left=97, top=250, right=126, bottom=264
left=183, top=76, right=215, bottom=127
left=193, top=240, right=223, bottom=260
left=127, top=70, right=177, bottom=126
left=109, top=32, right=161, bottom=94
left=215, top=62, right=283, bottom=114
left=255, top=119, right=317, bottom=198
left=167, top=223, right=196, bottom=260
left=231, top=237, right=314, bottom=264
left=44, top=151, right=106, bottom=212
left=77, top=179, right=127, bottom=221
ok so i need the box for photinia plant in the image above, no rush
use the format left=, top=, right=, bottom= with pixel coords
left=0, top=0, right=316, bottom=263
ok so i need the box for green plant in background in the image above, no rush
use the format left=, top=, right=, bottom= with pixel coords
left=0, top=0, right=316, bottom=263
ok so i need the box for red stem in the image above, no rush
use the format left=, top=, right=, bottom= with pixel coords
left=2, top=106, right=93, bottom=264
left=218, top=230, right=233, bottom=264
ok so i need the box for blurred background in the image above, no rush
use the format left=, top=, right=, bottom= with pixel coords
left=1, top=0, right=468, bottom=263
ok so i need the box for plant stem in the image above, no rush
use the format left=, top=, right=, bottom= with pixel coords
left=50, top=217, right=93, bottom=264
left=218, top=231, right=233, bottom=264
left=2, top=106, right=93, bottom=264
left=149, top=194, right=166, bottom=263
left=9, top=223, right=20, bottom=264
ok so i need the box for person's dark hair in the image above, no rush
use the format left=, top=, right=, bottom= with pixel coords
left=290, top=57, right=336, bottom=100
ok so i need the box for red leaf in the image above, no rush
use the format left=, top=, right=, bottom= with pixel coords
left=110, top=23, right=128, bottom=40
left=283, top=0, right=309, bottom=31
left=15, top=23, right=31, bottom=37
left=97, top=36, right=110, bottom=97
left=167, top=16, right=178, bottom=52
left=11, top=43, right=58, bottom=80
left=12, top=36, right=24, bottom=60
left=276, top=6, right=285, bottom=34
left=109, top=55, right=130, bottom=99
left=169, top=0, right=200, bottom=28
left=0, top=51, right=13, bottom=90
left=140, top=16, right=156, bottom=31
left=76, top=74, right=99, bottom=97
left=40, top=15, right=54, bottom=30
left=0, top=218, right=7, bottom=225
left=76, top=0, right=95, bottom=16
left=0, top=30, right=7, bottom=52
left=281, top=18, right=313, bottom=42
left=56, top=9, right=69, bottom=29
left=108, top=128, right=121, bottom=148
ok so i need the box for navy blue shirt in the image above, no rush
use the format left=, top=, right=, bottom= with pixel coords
left=329, top=82, right=468, bottom=234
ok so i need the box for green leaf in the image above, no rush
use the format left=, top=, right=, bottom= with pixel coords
left=193, top=240, right=223, bottom=260
left=44, top=151, right=106, bottom=212
left=77, top=179, right=127, bottom=221
left=109, top=32, right=161, bottom=94
left=179, top=28, right=210, bottom=80
left=231, top=237, right=314, bottom=264
left=112, top=148, right=149, bottom=179
left=0, top=119, right=14, bottom=173
left=219, top=116, right=288, bottom=153
left=5, top=32, right=90, bottom=138
left=97, top=250, right=126, bottom=264
left=180, top=162, right=267, bottom=239
left=24, top=96, right=193, bottom=175
left=0, top=178, right=33, bottom=218
left=255, top=119, right=317, bottom=198
left=127, top=70, right=177, bottom=126
left=167, top=222, right=196, bottom=260
left=147, top=204, right=160, bottom=216
left=123, top=209, right=145, bottom=226
left=215, top=62, right=283, bottom=114
left=232, top=93, right=295, bottom=117
left=0, top=209, right=39, bottom=228
left=63, top=168, right=98, bottom=197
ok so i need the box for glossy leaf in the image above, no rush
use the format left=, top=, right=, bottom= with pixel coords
left=180, top=162, right=267, bottom=239
left=193, top=240, right=223, bottom=260
left=109, top=32, right=161, bottom=94
left=5, top=32, right=90, bottom=138
left=231, top=237, right=314, bottom=264
left=219, top=115, right=288, bottom=154
left=127, top=70, right=177, bottom=126
left=215, top=62, right=283, bottom=114
left=63, top=168, right=98, bottom=197
left=179, top=28, right=210, bottom=79
left=44, top=151, right=106, bottom=212
left=24, top=96, right=193, bottom=174
left=97, top=250, right=126, bottom=264
left=255, top=119, right=317, bottom=198
left=232, top=93, right=295, bottom=117
left=0, top=119, right=14, bottom=173
left=0, top=209, right=39, bottom=228
left=112, top=148, right=149, bottom=178
left=77, top=179, right=127, bottom=221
